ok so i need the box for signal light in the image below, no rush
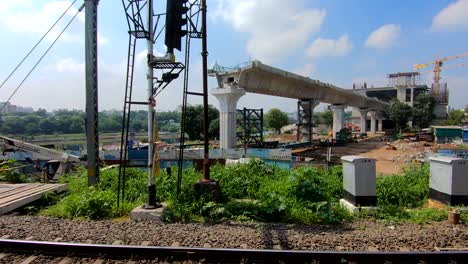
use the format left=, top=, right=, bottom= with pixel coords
left=165, top=0, right=189, bottom=53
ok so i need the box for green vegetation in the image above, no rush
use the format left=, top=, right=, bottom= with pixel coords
left=265, top=108, right=289, bottom=134
left=413, top=94, right=435, bottom=128
left=314, top=111, right=333, bottom=127
left=0, top=105, right=222, bottom=140
left=385, top=99, right=413, bottom=130
left=184, top=105, right=220, bottom=140
left=36, top=160, right=460, bottom=225
left=43, top=168, right=148, bottom=219
left=0, top=160, right=31, bottom=183
left=442, top=109, right=465, bottom=126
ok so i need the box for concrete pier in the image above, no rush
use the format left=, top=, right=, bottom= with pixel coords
left=212, top=86, right=246, bottom=149
left=358, top=108, right=368, bottom=133
left=378, top=119, right=383, bottom=132
left=370, top=111, right=377, bottom=134
left=331, top=104, right=345, bottom=138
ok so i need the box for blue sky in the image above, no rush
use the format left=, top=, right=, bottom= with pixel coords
left=0, top=0, right=467, bottom=113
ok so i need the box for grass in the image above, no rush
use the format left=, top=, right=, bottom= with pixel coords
left=35, top=160, right=460, bottom=225
left=42, top=167, right=148, bottom=219
left=0, top=160, right=32, bottom=183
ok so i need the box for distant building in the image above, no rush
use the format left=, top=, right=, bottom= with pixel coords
left=0, top=102, right=34, bottom=114
left=350, top=72, right=448, bottom=130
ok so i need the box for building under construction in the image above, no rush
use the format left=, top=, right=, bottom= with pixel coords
left=350, top=72, right=448, bottom=130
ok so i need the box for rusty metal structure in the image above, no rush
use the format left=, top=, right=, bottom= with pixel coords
left=236, top=108, right=264, bottom=148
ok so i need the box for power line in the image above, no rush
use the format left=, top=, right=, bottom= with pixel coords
left=0, top=3, right=85, bottom=113
left=0, top=0, right=79, bottom=91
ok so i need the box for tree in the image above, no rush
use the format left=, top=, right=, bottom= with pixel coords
left=265, top=108, right=289, bottom=134
left=314, top=111, right=333, bottom=126
left=184, top=105, right=219, bottom=140
left=209, top=118, right=220, bottom=139
left=385, top=99, right=413, bottom=130
left=465, top=105, right=468, bottom=113
left=413, top=94, right=435, bottom=128
left=442, top=109, right=464, bottom=126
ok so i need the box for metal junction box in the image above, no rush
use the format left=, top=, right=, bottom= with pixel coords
left=429, top=156, right=468, bottom=205
left=341, top=156, right=376, bottom=206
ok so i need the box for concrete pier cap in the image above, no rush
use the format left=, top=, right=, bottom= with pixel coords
left=211, top=86, right=246, bottom=149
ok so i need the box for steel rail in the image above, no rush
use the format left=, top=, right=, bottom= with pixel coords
left=1, top=239, right=467, bottom=264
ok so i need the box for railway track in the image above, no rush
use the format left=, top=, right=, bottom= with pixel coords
left=1, top=239, right=468, bottom=264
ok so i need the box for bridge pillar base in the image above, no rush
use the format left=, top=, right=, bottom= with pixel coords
left=212, top=87, right=246, bottom=149
left=331, top=104, right=346, bottom=139
left=370, top=111, right=377, bottom=134
left=358, top=108, right=368, bottom=133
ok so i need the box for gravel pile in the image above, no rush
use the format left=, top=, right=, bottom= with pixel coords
left=390, top=140, right=433, bottom=164
left=1, top=216, right=468, bottom=252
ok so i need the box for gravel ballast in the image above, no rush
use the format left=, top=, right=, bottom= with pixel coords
left=1, top=216, right=468, bottom=252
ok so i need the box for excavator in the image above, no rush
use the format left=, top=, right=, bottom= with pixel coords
left=0, top=136, right=82, bottom=180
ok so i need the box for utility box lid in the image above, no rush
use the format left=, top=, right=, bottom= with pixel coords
left=429, top=156, right=464, bottom=164
left=341, top=156, right=374, bottom=163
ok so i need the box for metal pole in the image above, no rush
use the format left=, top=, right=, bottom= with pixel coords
left=146, top=0, right=156, bottom=207
left=201, top=0, right=210, bottom=181
left=85, top=0, right=99, bottom=185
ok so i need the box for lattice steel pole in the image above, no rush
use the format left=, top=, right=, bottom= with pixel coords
left=146, top=0, right=157, bottom=207
left=85, top=0, right=99, bottom=185
left=201, top=0, right=211, bottom=181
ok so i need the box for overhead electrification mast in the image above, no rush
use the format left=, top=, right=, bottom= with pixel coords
left=85, top=0, right=99, bottom=185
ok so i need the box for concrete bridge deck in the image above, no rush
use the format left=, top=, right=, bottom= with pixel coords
left=211, top=61, right=387, bottom=111
left=210, top=61, right=388, bottom=148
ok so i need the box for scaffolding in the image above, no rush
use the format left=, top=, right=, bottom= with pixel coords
left=388, top=72, right=420, bottom=87
left=297, top=99, right=315, bottom=143
left=236, top=108, right=264, bottom=148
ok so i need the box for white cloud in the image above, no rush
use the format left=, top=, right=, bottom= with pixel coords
left=365, top=24, right=401, bottom=49
left=305, top=35, right=352, bottom=58
left=56, top=57, right=84, bottom=73
left=431, top=0, right=468, bottom=31
left=0, top=1, right=108, bottom=45
left=292, top=63, right=316, bottom=77
left=212, top=0, right=326, bottom=63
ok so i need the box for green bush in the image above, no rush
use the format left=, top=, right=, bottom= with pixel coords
left=41, top=160, right=440, bottom=225
left=43, top=167, right=147, bottom=219
left=0, top=160, right=31, bottom=183
left=377, top=164, right=429, bottom=208
left=160, top=161, right=351, bottom=224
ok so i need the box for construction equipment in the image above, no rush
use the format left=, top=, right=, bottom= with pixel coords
left=414, top=53, right=468, bottom=85
left=0, top=136, right=81, bottom=180
left=335, top=128, right=355, bottom=144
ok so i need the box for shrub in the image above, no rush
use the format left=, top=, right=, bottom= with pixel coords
left=43, top=167, right=147, bottom=219
left=377, top=164, right=429, bottom=208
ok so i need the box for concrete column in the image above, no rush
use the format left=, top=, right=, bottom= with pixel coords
left=212, top=87, right=246, bottom=149
left=378, top=119, right=383, bottom=132
left=331, top=104, right=345, bottom=138
left=358, top=108, right=368, bottom=133
left=370, top=111, right=377, bottom=134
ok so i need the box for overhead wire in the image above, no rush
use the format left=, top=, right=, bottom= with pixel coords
left=0, top=0, right=79, bottom=91
left=0, top=2, right=85, bottom=113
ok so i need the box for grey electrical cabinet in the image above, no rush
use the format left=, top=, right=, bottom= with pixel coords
left=341, top=156, right=376, bottom=206
left=429, top=156, right=468, bottom=206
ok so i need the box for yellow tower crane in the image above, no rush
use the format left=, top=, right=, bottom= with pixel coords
left=414, top=53, right=468, bottom=85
